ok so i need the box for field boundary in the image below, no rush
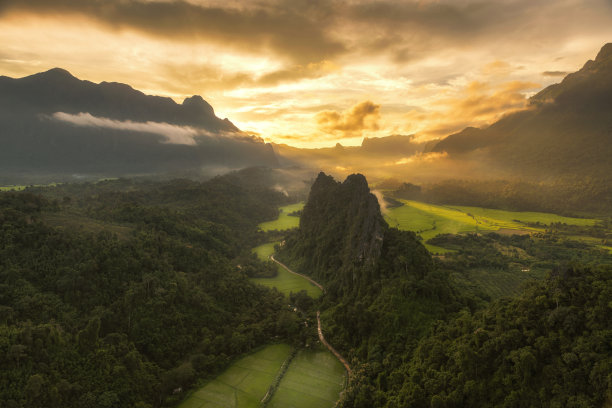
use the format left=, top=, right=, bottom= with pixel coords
left=260, top=349, right=297, bottom=407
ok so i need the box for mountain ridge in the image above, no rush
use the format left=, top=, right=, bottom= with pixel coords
left=0, top=68, right=277, bottom=180
left=431, top=43, right=612, bottom=179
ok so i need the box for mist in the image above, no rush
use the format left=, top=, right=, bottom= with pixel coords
left=51, top=112, right=202, bottom=145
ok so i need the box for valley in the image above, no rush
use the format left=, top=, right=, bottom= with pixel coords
left=178, top=208, right=346, bottom=408
left=1, top=15, right=611, bottom=407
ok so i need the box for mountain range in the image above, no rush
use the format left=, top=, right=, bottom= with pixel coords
left=0, top=68, right=277, bottom=181
left=1, top=43, right=611, bottom=185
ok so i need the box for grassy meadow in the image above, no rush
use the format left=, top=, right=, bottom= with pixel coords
left=251, top=242, right=322, bottom=298
left=267, top=349, right=346, bottom=408
left=178, top=344, right=293, bottom=408
left=258, top=203, right=304, bottom=231
left=385, top=199, right=599, bottom=253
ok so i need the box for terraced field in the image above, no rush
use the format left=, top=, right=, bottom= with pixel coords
left=268, top=350, right=346, bottom=408
left=258, top=203, right=304, bottom=231
left=385, top=199, right=599, bottom=254
left=178, top=344, right=293, bottom=408
left=251, top=242, right=322, bottom=298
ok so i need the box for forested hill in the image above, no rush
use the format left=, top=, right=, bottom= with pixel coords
left=279, top=172, right=434, bottom=298
left=0, top=169, right=303, bottom=408
left=277, top=172, right=465, bottom=406
left=277, top=172, right=612, bottom=407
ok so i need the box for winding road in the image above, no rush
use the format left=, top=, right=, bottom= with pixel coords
left=269, top=255, right=352, bottom=380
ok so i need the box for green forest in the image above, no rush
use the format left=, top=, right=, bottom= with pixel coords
left=0, top=169, right=307, bottom=407
left=1, top=169, right=611, bottom=408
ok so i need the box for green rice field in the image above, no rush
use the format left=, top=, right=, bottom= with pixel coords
left=268, top=350, right=346, bottom=408
left=178, top=344, right=293, bottom=408
left=258, top=203, right=304, bottom=231
left=251, top=242, right=322, bottom=298
left=385, top=199, right=599, bottom=254
left=179, top=345, right=346, bottom=408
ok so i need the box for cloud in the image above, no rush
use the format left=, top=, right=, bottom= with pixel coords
left=0, top=0, right=345, bottom=64
left=316, top=100, right=380, bottom=137
left=542, top=71, right=567, bottom=77
left=394, top=151, right=448, bottom=165
left=161, top=59, right=339, bottom=94
left=404, top=80, right=540, bottom=138
left=51, top=112, right=201, bottom=145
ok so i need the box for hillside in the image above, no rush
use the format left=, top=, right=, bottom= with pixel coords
left=0, top=169, right=301, bottom=407
left=0, top=69, right=277, bottom=181
left=276, top=172, right=464, bottom=406
left=276, top=172, right=612, bottom=407
left=432, top=43, right=612, bottom=180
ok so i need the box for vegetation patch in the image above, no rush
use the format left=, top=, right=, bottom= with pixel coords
left=385, top=199, right=600, bottom=253
left=267, top=349, right=346, bottom=408
left=258, top=203, right=305, bottom=232
left=252, top=242, right=278, bottom=261
left=251, top=263, right=323, bottom=298
left=178, top=344, right=293, bottom=408
left=251, top=242, right=323, bottom=298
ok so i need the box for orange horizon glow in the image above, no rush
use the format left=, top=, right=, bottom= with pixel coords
left=1, top=2, right=611, bottom=148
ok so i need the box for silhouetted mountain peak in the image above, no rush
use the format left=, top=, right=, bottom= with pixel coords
left=431, top=43, right=612, bottom=179
left=531, top=43, right=612, bottom=105
left=0, top=69, right=278, bottom=177
left=595, top=42, right=612, bottom=62
left=27, top=68, right=79, bottom=84
left=40, top=67, right=75, bottom=79
left=183, top=95, right=215, bottom=117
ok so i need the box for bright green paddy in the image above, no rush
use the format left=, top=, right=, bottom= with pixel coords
left=385, top=199, right=599, bottom=254
left=251, top=242, right=322, bottom=298
left=178, top=344, right=293, bottom=408
left=258, top=203, right=304, bottom=231
left=268, top=350, right=346, bottom=408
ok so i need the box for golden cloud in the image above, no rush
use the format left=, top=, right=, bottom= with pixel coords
left=316, top=100, right=380, bottom=137
left=406, top=80, right=540, bottom=138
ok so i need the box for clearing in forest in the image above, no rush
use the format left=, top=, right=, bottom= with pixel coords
left=258, top=203, right=304, bottom=231
left=251, top=242, right=322, bottom=298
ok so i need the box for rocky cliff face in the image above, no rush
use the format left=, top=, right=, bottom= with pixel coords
left=300, top=172, right=385, bottom=269
left=280, top=172, right=431, bottom=298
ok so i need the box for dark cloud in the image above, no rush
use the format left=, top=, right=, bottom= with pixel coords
left=0, top=0, right=344, bottom=63
left=2, top=0, right=610, bottom=67
left=343, top=0, right=612, bottom=62
left=542, top=71, right=568, bottom=77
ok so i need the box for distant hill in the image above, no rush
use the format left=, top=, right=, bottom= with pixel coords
left=272, top=134, right=434, bottom=180
left=0, top=69, right=277, bottom=181
left=432, top=43, right=612, bottom=180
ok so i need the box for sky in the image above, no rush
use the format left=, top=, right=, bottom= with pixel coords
left=1, top=0, right=611, bottom=148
